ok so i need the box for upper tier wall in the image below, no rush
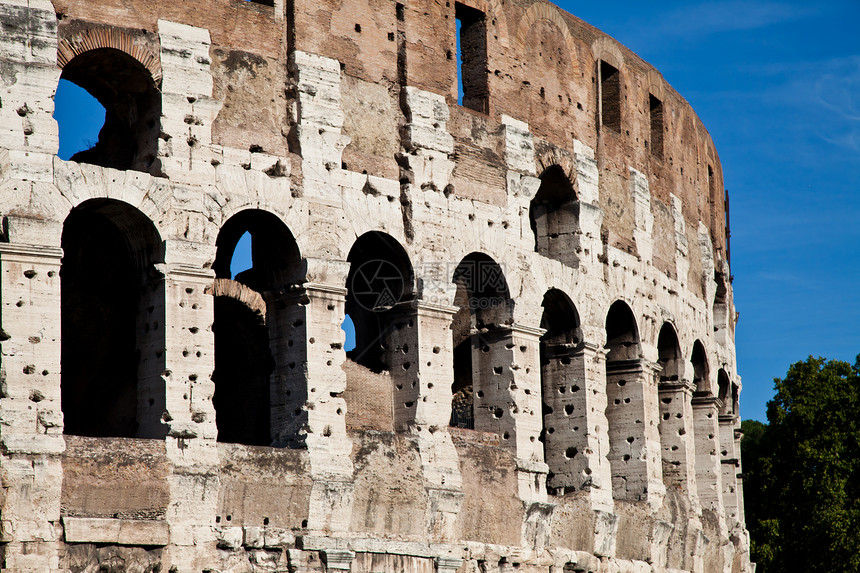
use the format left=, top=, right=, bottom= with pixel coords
left=50, top=0, right=729, bottom=271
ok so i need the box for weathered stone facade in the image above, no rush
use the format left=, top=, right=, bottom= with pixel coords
left=0, top=0, right=749, bottom=572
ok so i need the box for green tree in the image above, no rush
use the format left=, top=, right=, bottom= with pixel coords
left=742, top=356, right=860, bottom=573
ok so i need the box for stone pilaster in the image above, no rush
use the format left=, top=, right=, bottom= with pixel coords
left=157, top=20, right=222, bottom=183
left=0, top=0, right=59, bottom=184
left=384, top=299, right=464, bottom=541
left=0, top=242, right=64, bottom=572
left=605, top=358, right=665, bottom=508
left=691, top=395, right=726, bottom=528
left=658, top=380, right=699, bottom=505
left=719, top=414, right=741, bottom=529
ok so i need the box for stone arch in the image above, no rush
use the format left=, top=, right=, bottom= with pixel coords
left=515, top=3, right=579, bottom=65
left=690, top=340, right=711, bottom=395
left=450, top=252, right=513, bottom=429
left=57, top=27, right=162, bottom=83
left=656, top=322, right=682, bottom=382
left=529, top=164, right=580, bottom=266
left=344, top=231, right=415, bottom=372
left=57, top=34, right=161, bottom=172
left=538, top=288, right=588, bottom=493
left=61, top=198, right=164, bottom=438
left=212, top=209, right=304, bottom=446
left=590, top=36, right=625, bottom=71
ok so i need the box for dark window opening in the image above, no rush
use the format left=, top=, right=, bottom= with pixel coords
left=450, top=253, right=513, bottom=429
left=717, top=369, right=735, bottom=416
left=61, top=199, right=164, bottom=438
left=656, top=323, right=681, bottom=383
left=57, top=48, right=161, bottom=172
left=605, top=301, right=640, bottom=363
left=345, top=232, right=414, bottom=373
left=213, top=210, right=303, bottom=446
left=691, top=340, right=710, bottom=394
left=713, top=271, right=729, bottom=337
left=455, top=3, right=489, bottom=113
left=649, top=94, right=664, bottom=158
left=599, top=60, right=621, bottom=133
left=243, top=0, right=275, bottom=6
left=529, top=165, right=580, bottom=267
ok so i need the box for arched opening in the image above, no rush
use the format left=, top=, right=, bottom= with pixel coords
left=450, top=253, right=513, bottom=429
left=605, top=301, right=640, bottom=362
left=604, top=301, right=656, bottom=501
left=691, top=340, right=710, bottom=394
left=656, top=323, right=682, bottom=382
left=656, top=323, right=694, bottom=492
left=213, top=210, right=303, bottom=446
left=539, top=289, right=586, bottom=493
left=61, top=199, right=163, bottom=438
left=529, top=165, right=579, bottom=266
left=717, top=369, right=732, bottom=415
left=713, top=271, right=729, bottom=342
left=344, top=232, right=414, bottom=372
left=57, top=48, right=161, bottom=172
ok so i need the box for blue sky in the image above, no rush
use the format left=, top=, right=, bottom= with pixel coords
left=54, top=1, right=860, bottom=422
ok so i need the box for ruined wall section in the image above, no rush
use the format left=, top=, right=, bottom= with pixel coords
left=0, top=0, right=745, bottom=571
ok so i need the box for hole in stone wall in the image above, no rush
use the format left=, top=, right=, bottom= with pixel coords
left=57, top=48, right=161, bottom=172
left=213, top=210, right=303, bottom=446
left=61, top=199, right=163, bottom=438
left=530, top=166, right=579, bottom=266
left=455, top=3, right=489, bottom=113
left=599, top=60, right=621, bottom=133
left=649, top=93, right=664, bottom=158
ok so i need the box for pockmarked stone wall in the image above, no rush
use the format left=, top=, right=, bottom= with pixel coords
left=0, top=0, right=749, bottom=571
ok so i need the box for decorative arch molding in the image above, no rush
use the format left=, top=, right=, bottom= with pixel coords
left=57, top=27, right=162, bottom=85
left=209, top=278, right=267, bottom=320
left=590, top=36, right=624, bottom=70
left=534, top=146, right=577, bottom=189
left=515, top=3, right=579, bottom=70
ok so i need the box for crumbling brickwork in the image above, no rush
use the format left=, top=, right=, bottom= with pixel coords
left=0, top=0, right=748, bottom=572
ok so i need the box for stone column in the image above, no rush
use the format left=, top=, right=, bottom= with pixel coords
left=691, top=395, right=725, bottom=522
left=541, top=341, right=613, bottom=509
left=658, top=380, right=699, bottom=504
left=719, top=414, right=741, bottom=529
left=605, top=358, right=665, bottom=508
left=270, top=258, right=354, bottom=531
left=384, top=299, right=464, bottom=541
left=472, top=323, right=547, bottom=501
left=159, top=262, right=221, bottom=571
left=0, top=241, right=64, bottom=572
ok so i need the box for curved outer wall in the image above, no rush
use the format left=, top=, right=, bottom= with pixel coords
left=0, top=0, right=749, bottom=572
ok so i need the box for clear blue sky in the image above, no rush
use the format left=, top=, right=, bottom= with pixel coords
left=54, top=1, right=860, bottom=422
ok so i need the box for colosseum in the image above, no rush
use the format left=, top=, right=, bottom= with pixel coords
left=0, top=0, right=749, bottom=571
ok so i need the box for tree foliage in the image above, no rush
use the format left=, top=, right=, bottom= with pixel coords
left=742, top=356, right=860, bottom=573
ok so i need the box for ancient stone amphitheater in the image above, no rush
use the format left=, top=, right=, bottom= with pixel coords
left=0, top=0, right=750, bottom=571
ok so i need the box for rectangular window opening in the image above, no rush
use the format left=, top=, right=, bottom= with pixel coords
left=600, top=60, right=621, bottom=132
left=456, top=3, right=489, bottom=114
left=649, top=94, right=664, bottom=158
left=244, top=0, right=275, bottom=6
